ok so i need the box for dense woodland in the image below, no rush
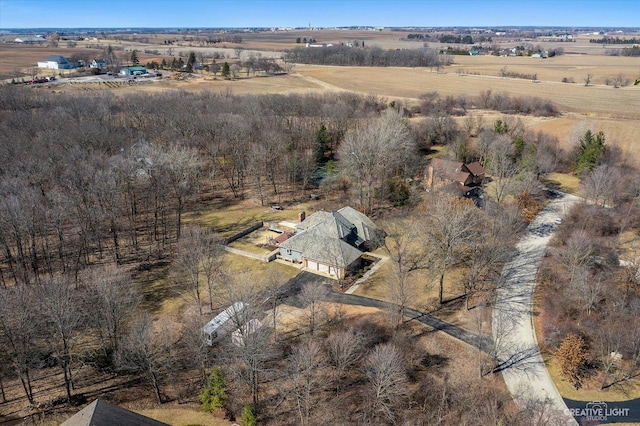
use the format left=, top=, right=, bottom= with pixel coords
left=0, top=83, right=639, bottom=424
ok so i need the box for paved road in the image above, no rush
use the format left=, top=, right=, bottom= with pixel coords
left=492, top=191, right=581, bottom=424
left=280, top=271, right=491, bottom=352
left=327, top=292, right=492, bottom=351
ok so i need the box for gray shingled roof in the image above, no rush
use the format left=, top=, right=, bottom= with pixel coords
left=282, top=207, right=384, bottom=267
left=60, top=399, right=168, bottom=426
left=337, top=206, right=382, bottom=243
left=280, top=225, right=362, bottom=267
left=47, top=55, right=69, bottom=63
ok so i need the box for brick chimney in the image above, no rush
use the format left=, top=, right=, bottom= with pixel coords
left=299, top=211, right=306, bottom=223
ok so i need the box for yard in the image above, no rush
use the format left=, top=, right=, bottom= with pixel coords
left=227, top=226, right=288, bottom=255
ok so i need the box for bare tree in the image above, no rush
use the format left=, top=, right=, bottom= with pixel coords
left=160, top=145, right=201, bottom=240
left=299, top=282, right=329, bottom=336
left=39, top=275, right=84, bottom=403
left=215, top=272, right=275, bottom=407
left=464, top=202, right=522, bottom=311
left=83, top=265, right=141, bottom=354
left=172, top=225, right=212, bottom=315
left=485, top=134, right=519, bottom=204
left=326, top=328, right=366, bottom=395
left=180, top=308, right=212, bottom=384
left=383, top=218, right=429, bottom=324
left=552, top=229, right=594, bottom=285
left=420, top=194, right=480, bottom=304
left=0, top=285, right=39, bottom=404
left=338, top=108, right=416, bottom=212
left=289, top=339, right=327, bottom=425
left=580, top=164, right=623, bottom=207
left=261, top=269, right=284, bottom=342
left=363, top=343, right=408, bottom=423
left=115, top=314, right=176, bottom=404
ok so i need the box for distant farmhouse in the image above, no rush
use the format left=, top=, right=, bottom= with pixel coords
left=90, top=58, right=109, bottom=69
left=37, top=55, right=79, bottom=70
left=278, top=206, right=385, bottom=279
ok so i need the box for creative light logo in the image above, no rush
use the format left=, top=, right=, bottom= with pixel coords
left=567, top=402, right=630, bottom=421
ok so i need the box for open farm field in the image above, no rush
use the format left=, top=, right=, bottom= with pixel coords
left=5, top=36, right=639, bottom=159
left=297, top=60, right=640, bottom=119
left=91, top=29, right=637, bottom=54
left=0, top=45, right=102, bottom=79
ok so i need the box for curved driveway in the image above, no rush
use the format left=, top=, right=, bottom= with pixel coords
left=492, top=191, right=580, bottom=424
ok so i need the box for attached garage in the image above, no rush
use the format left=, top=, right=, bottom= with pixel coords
left=306, top=259, right=319, bottom=271
left=305, top=258, right=339, bottom=277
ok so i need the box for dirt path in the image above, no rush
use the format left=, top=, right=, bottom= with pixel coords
left=492, top=191, right=581, bottom=424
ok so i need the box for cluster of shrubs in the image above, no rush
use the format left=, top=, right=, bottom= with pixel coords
left=416, top=90, right=558, bottom=117
left=500, top=66, right=537, bottom=81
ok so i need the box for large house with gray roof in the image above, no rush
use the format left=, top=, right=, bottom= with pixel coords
left=278, top=206, right=385, bottom=279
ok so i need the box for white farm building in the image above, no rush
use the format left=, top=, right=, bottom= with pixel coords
left=37, top=55, right=79, bottom=70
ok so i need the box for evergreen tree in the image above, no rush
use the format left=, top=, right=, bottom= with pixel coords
left=493, top=119, right=509, bottom=134
left=221, top=62, right=230, bottom=79
left=199, top=368, right=228, bottom=413
left=576, top=130, right=606, bottom=176
left=314, top=124, right=331, bottom=165
left=130, top=50, right=139, bottom=66
left=186, top=51, right=196, bottom=72
left=241, top=404, right=257, bottom=426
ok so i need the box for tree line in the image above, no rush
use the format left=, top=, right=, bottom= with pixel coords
left=590, top=36, right=640, bottom=44
left=283, top=45, right=450, bottom=68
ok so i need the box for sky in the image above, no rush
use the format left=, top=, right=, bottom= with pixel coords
left=1, top=0, right=638, bottom=29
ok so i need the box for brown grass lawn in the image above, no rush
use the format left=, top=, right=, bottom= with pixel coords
left=227, top=226, right=287, bottom=255
left=184, top=198, right=323, bottom=238
left=353, top=257, right=474, bottom=318
left=542, top=172, right=582, bottom=193
left=545, top=356, right=640, bottom=402
left=138, top=406, right=234, bottom=426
